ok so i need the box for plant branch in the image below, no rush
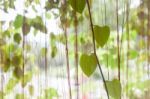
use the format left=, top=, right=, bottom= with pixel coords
left=85, top=0, right=109, bottom=99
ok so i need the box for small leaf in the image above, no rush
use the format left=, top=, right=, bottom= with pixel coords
left=51, top=45, right=57, bottom=58
left=12, top=55, right=22, bottom=67
left=5, top=78, right=18, bottom=93
left=94, top=25, right=110, bottom=47
left=128, top=50, right=138, bottom=59
left=80, top=53, right=97, bottom=77
left=106, top=79, right=121, bottom=99
left=45, top=88, right=58, bottom=98
left=15, top=93, right=27, bottom=99
left=21, top=72, right=32, bottom=87
left=13, top=67, right=23, bottom=79
left=14, top=15, right=23, bottom=29
left=29, top=85, right=34, bottom=96
left=14, top=33, right=21, bottom=44
left=69, top=0, right=86, bottom=13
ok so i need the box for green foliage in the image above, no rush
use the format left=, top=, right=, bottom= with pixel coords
left=15, top=93, right=27, bottom=99
left=5, top=78, right=19, bottom=93
left=44, top=88, right=58, bottom=99
left=13, top=67, right=23, bottom=79
left=79, top=53, right=97, bottom=77
left=106, top=79, right=121, bottom=99
left=14, top=33, right=22, bottom=44
left=21, top=72, right=32, bottom=87
left=128, top=50, right=138, bottom=59
left=94, top=25, right=110, bottom=47
left=28, top=85, right=34, bottom=96
left=69, top=0, right=86, bottom=13
left=14, top=15, right=23, bottom=29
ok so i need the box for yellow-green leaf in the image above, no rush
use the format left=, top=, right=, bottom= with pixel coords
left=94, top=25, right=110, bottom=47
left=106, top=79, right=121, bottom=99
left=69, top=0, right=86, bottom=13
left=80, top=53, right=97, bottom=77
left=14, top=33, right=21, bottom=44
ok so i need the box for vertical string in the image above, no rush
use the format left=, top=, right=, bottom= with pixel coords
left=85, top=0, right=109, bottom=98
left=116, top=0, right=121, bottom=80
left=147, top=0, right=150, bottom=78
left=43, top=0, right=48, bottom=98
left=62, top=0, right=72, bottom=98
left=0, top=19, right=4, bottom=99
left=103, top=0, right=109, bottom=80
left=73, top=1, right=79, bottom=98
left=126, top=0, right=130, bottom=97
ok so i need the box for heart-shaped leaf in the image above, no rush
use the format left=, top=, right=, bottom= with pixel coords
left=94, top=25, right=110, bottom=47
left=14, top=15, right=23, bottom=29
left=14, top=33, right=21, bottom=44
left=69, top=0, right=86, bottom=13
left=80, top=53, right=97, bottom=77
left=106, top=79, right=121, bottom=99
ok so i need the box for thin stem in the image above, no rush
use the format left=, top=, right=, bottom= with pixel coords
left=147, top=0, right=150, bottom=77
left=116, top=0, right=121, bottom=81
left=126, top=0, right=130, bottom=97
left=62, top=0, right=72, bottom=98
left=73, top=1, right=79, bottom=98
left=85, top=0, right=109, bottom=99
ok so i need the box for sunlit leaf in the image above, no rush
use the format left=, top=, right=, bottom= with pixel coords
left=29, top=85, right=34, bottom=96
left=69, top=0, right=86, bottom=13
left=45, top=88, right=58, bottom=99
left=5, top=78, right=18, bottom=93
left=14, top=15, right=23, bottom=29
left=80, top=53, right=97, bottom=77
left=94, top=25, right=110, bottom=47
left=106, top=79, right=121, bottom=99
left=21, top=72, right=32, bottom=87
left=129, top=50, right=138, bottom=59
left=15, top=93, right=27, bottom=99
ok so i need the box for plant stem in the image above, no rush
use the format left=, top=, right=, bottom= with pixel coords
left=85, top=0, right=109, bottom=99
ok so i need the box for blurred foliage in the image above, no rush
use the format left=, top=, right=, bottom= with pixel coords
left=0, top=0, right=150, bottom=99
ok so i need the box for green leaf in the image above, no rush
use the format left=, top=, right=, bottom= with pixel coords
left=31, top=16, right=47, bottom=33
left=51, top=45, right=57, bottom=58
left=15, top=93, right=27, bottom=99
left=5, top=78, right=18, bottom=93
left=45, top=88, right=58, bottom=99
left=12, top=55, right=22, bottom=67
left=29, top=85, right=34, bottom=96
left=13, top=67, right=23, bottom=79
left=69, top=0, right=86, bottom=13
left=129, top=50, right=138, bottom=59
left=106, top=79, right=121, bottom=99
left=21, top=72, right=32, bottom=87
left=14, top=15, right=23, bottom=29
left=14, top=33, right=21, bottom=44
left=80, top=53, right=97, bottom=77
left=94, top=25, right=110, bottom=47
